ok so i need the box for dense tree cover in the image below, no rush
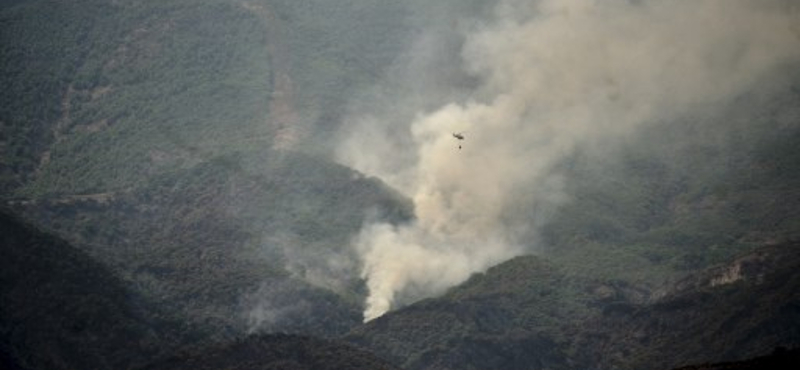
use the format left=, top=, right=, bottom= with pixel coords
left=0, top=210, right=404, bottom=370
left=1, top=0, right=422, bottom=197
left=2, top=0, right=418, bottom=342
left=0, top=0, right=115, bottom=192
left=538, top=77, right=800, bottom=285
left=0, top=209, right=201, bottom=370
left=672, top=347, right=800, bottom=370
left=16, top=149, right=412, bottom=337
left=345, top=256, right=594, bottom=370
left=141, top=333, right=401, bottom=370
left=2, top=0, right=799, bottom=369
left=347, top=243, right=800, bottom=370
left=3, top=0, right=275, bottom=197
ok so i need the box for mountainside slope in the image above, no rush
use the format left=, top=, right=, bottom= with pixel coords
left=1, top=0, right=274, bottom=195
left=586, top=242, right=800, bottom=370
left=1, top=0, right=418, bottom=198
left=140, top=334, right=401, bottom=370
left=2, top=1, right=799, bottom=369
left=669, top=347, right=800, bottom=370
left=541, top=75, right=800, bottom=286
left=2, top=0, right=418, bottom=339
left=347, top=243, right=800, bottom=370
left=345, top=256, right=635, bottom=370
left=0, top=210, right=190, bottom=370
left=14, top=150, right=412, bottom=338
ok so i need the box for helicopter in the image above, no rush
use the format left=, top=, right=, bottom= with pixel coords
left=452, top=132, right=465, bottom=149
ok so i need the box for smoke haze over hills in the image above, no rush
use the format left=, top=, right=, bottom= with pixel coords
left=3, top=1, right=800, bottom=368
left=337, top=0, right=800, bottom=321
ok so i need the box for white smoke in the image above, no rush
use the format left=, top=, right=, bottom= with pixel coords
left=339, top=0, right=800, bottom=321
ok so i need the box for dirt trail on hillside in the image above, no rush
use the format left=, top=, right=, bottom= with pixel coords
left=241, top=1, right=304, bottom=150
left=6, top=191, right=120, bottom=207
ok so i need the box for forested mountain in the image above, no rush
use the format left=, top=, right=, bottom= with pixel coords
left=141, top=334, right=401, bottom=370
left=15, top=150, right=411, bottom=338
left=2, top=0, right=799, bottom=369
left=0, top=210, right=191, bottom=370
left=589, top=242, right=800, bottom=369
left=0, top=211, right=401, bottom=370
left=540, top=81, right=800, bottom=285
left=2, top=0, right=417, bottom=338
left=346, top=242, right=800, bottom=370
left=0, top=0, right=419, bottom=197
left=671, top=347, right=800, bottom=370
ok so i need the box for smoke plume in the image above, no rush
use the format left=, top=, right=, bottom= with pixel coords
left=338, top=0, right=800, bottom=321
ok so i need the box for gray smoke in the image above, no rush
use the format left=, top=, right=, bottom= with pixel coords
left=338, top=0, right=800, bottom=321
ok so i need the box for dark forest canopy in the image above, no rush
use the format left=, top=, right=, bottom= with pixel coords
left=1, top=1, right=799, bottom=369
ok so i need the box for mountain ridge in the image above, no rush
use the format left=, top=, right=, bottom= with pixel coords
left=2, top=1, right=799, bottom=369
left=346, top=242, right=800, bottom=370
left=0, top=208, right=193, bottom=370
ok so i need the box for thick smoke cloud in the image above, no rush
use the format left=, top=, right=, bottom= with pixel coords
left=338, top=0, right=800, bottom=321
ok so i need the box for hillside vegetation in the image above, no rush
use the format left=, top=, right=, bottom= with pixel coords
left=540, top=75, right=800, bottom=285
left=589, top=242, right=800, bottom=369
left=1, top=0, right=420, bottom=197
left=3, top=0, right=417, bottom=338
left=347, top=242, right=800, bottom=370
left=2, top=0, right=799, bottom=369
left=16, top=149, right=412, bottom=337
left=0, top=210, right=195, bottom=370
left=140, top=334, right=401, bottom=370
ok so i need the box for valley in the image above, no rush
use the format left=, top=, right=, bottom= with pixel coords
left=2, top=0, right=799, bottom=369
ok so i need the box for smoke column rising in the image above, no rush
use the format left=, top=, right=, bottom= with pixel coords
left=339, top=0, right=800, bottom=321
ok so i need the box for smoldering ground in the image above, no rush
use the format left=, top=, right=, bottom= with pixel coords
left=337, top=0, right=800, bottom=321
